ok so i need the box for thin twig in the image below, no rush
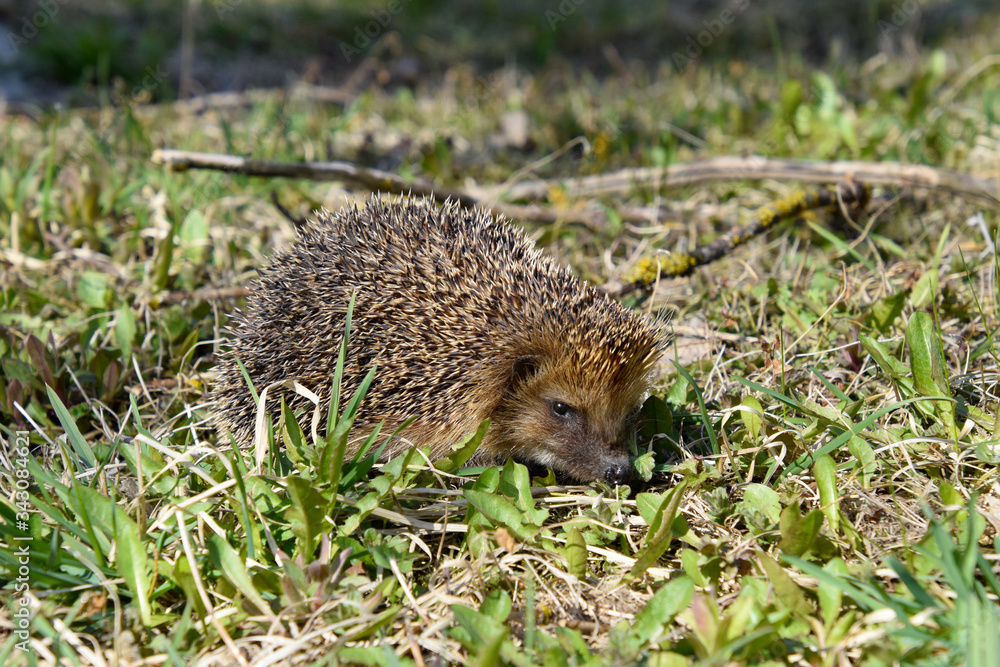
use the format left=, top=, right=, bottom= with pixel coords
left=270, top=191, right=308, bottom=228
left=156, top=286, right=250, bottom=305
left=610, top=181, right=873, bottom=295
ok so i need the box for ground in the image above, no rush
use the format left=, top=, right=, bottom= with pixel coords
left=1, top=1, right=1000, bottom=665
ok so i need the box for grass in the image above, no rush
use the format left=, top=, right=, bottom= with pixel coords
left=2, top=1, right=1000, bottom=665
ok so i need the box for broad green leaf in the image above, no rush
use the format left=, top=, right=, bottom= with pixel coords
left=818, top=558, right=847, bottom=630
left=799, top=397, right=847, bottom=425
left=906, top=311, right=957, bottom=441
left=858, top=334, right=909, bottom=377
left=451, top=603, right=506, bottom=647
left=150, top=228, right=175, bottom=293
left=634, top=450, right=656, bottom=482
left=939, top=480, right=963, bottom=507
left=778, top=504, right=823, bottom=557
left=78, top=271, right=111, bottom=309
left=647, top=652, right=694, bottom=667
left=472, top=623, right=507, bottom=667
left=285, top=476, right=328, bottom=555
left=3, top=358, right=45, bottom=392
left=847, top=435, right=876, bottom=488
left=739, top=484, right=781, bottom=526
left=780, top=79, right=803, bottom=123
left=498, top=459, right=548, bottom=525
left=464, top=489, right=539, bottom=541
left=813, top=454, right=840, bottom=533
left=630, top=576, right=694, bottom=642
left=58, top=477, right=132, bottom=543
left=464, top=478, right=499, bottom=553
left=969, top=591, right=1000, bottom=667
left=115, top=305, right=136, bottom=360
left=625, top=480, right=687, bottom=582
left=907, top=312, right=950, bottom=399
left=179, top=209, right=209, bottom=262
left=740, top=395, right=763, bottom=441
left=479, top=589, right=512, bottom=622
left=866, top=291, right=907, bottom=334
left=681, top=549, right=709, bottom=587
left=758, top=551, right=812, bottom=619
left=717, top=593, right=756, bottom=647
left=172, top=555, right=206, bottom=616
left=337, top=647, right=394, bottom=665
left=435, top=419, right=490, bottom=473
left=636, top=492, right=663, bottom=526
left=640, top=395, right=678, bottom=456
left=564, top=526, right=587, bottom=580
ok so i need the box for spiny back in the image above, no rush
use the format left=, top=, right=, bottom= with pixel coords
left=212, top=196, right=664, bottom=483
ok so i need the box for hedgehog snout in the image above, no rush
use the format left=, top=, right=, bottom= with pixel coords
left=603, top=461, right=633, bottom=486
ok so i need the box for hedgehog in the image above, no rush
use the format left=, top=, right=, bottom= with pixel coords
left=212, top=196, right=664, bottom=484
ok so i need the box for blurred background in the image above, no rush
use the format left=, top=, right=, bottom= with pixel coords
left=1, top=0, right=998, bottom=108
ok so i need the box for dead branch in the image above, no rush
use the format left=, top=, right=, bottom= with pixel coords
left=490, top=155, right=1000, bottom=207
left=152, top=149, right=998, bottom=237
left=151, top=148, right=668, bottom=230
left=151, top=149, right=481, bottom=208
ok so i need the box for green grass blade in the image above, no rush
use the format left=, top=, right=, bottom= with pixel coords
left=885, top=556, right=938, bottom=611
left=116, top=521, right=152, bottom=626
left=674, top=361, right=717, bottom=454
left=46, top=385, right=97, bottom=469
left=205, top=533, right=272, bottom=620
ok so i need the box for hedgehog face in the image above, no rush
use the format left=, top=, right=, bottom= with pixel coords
left=491, top=356, right=648, bottom=484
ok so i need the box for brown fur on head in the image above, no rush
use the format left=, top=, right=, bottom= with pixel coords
left=473, top=306, right=663, bottom=485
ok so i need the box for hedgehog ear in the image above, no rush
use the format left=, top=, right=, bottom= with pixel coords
left=511, top=355, right=541, bottom=387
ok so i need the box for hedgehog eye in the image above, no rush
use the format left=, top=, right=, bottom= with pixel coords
left=551, top=401, right=573, bottom=418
